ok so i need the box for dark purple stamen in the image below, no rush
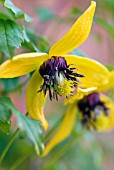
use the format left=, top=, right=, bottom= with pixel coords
left=38, top=56, right=84, bottom=100
left=78, top=92, right=109, bottom=129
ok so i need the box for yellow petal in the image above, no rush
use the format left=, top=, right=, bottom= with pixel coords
left=63, top=55, right=110, bottom=88
left=64, top=87, right=97, bottom=105
left=0, top=53, right=49, bottom=78
left=99, top=94, right=114, bottom=131
left=42, top=103, right=77, bottom=156
left=49, top=1, right=96, bottom=56
left=98, top=70, right=114, bottom=92
left=26, top=70, right=48, bottom=130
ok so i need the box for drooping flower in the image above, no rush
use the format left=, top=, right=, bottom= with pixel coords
left=0, top=1, right=109, bottom=129
left=78, top=92, right=114, bottom=131
left=42, top=92, right=114, bottom=156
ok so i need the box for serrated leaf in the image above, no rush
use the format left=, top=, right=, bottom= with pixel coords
left=0, top=102, right=11, bottom=134
left=0, top=0, right=32, bottom=22
left=0, top=96, right=44, bottom=155
left=0, top=19, right=24, bottom=57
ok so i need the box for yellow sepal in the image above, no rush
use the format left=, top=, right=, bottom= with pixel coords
left=98, top=70, right=114, bottom=92
left=42, top=103, right=77, bottom=156
left=64, top=87, right=97, bottom=105
left=26, top=70, right=48, bottom=130
left=63, top=55, right=110, bottom=88
left=0, top=53, right=49, bottom=78
left=49, top=1, right=96, bottom=56
left=99, top=94, right=114, bottom=131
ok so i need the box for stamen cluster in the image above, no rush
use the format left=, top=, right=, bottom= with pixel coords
left=78, top=93, right=110, bottom=130
left=38, top=56, right=84, bottom=100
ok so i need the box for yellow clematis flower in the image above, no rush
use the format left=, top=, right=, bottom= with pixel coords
left=43, top=92, right=114, bottom=156
left=0, top=1, right=109, bottom=129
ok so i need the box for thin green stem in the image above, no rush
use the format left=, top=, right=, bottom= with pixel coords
left=0, top=53, right=5, bottom=64
left=0, top=128, right=19, bottom=165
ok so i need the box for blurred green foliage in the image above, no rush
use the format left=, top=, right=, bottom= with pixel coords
left=0, top=96, right=44, bottom=155
left=37, top=7, right=55, bottom=21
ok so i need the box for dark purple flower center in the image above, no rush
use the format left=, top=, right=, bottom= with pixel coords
left=78, top=92, right=110, bottom=129
left=38, top=56, right=84, bottom=100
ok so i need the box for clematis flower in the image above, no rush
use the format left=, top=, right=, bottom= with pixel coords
left=43, top=92, right=114, bottom=156
left=0, top=1, right=110, bottom=129
left=42, top=70, right=114, bottom=156
left=77, top=92, right=114, bottom=131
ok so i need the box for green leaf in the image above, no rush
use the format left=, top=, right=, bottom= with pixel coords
left=0, top=77, right=20, bottom=94
left=0, top=102, right=11, bottom=134
left=0, top=0, right=32, bottom=22
left=0, top=96, right=44, bottom=155
left=0, top=19, right=24, bottom=57
left=0, top=12, right=13, bottom=20
left=37, top=7, right=55, bottom=21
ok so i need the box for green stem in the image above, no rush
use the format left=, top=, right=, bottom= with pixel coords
left=0, top=53, right=5, bottom=64
left=0, top=128, right=19, bottom=165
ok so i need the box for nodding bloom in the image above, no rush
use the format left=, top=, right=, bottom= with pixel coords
left=42, top=71, right=114, bottom=156
left=78, top=92, right=114, bottom=131
left=0, top=1, right=110, bottom=129
left=43, top=92, right=114, bottom=156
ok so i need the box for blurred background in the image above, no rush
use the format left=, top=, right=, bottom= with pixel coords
left=0, top=0, right=114, bottom=170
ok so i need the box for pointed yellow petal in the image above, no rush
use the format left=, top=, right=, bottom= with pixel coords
left=42, top=103, right=77, bottom=156
left=0, top=53, right=49, bottom=78
left=63, top=55, right=110, bottom=88
left=98, top=70, right=114, bottom=92
left=49, top=1, right=96, bottom=56
left=26, top=70, right=48, bottom=130
left=64, top=87, right=97, bottom=105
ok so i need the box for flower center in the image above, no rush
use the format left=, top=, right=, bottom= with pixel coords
left=38, top=56, right=84, bottom=100
left=78, top=93, right=110, bottom=131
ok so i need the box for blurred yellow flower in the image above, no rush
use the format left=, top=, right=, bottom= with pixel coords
left=0, top=1, right=109, bottom=130
left=43, top=92, right=114, bottom=156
